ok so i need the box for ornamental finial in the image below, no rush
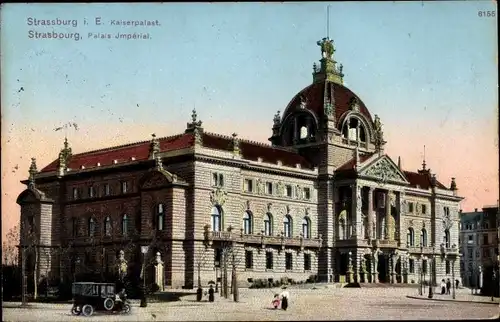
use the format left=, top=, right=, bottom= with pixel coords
left=28, top=157, right=37, bottom=189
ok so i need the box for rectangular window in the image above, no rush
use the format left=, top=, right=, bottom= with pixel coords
left=409, top=259, right=415, bottom=273
left=286, top=185, right=293, bottom=198
left=213, top=173, right=218, bottom=186
left=103, top=184, right=110, bottom=196
left=304, top=187, right=311, bottom=200
left=422, top=204, right=427, bottom=214
left=72, top=187, right=79, bottom=200
left=121, top=181, right=128, bottom=193
left=266, top=182, right=273, bottom=195
left=88, top=186, right=95, bottom=198
left=468, top=248, right=473, bottom=259
left=285, top=253, right=293, bottom=270
left=408, top=202, right=414, bottom=213
left=245, top=250, right=253, bottom=269
left=422, top=260, right=427, bottom=274
left=218, top=174, right=224, bottom=187
left=72, top=218, right=78, bottom=237
left=483, top=234, right=488, bottom=245
left=476, top=250, right=480, bottom=258
left=266, top=252, right=273, bottom=270
left=304, top=254, right=311, bottom=271
left=244, top=179, right=253, bottom=192
left=483, top=248, right=489, bottom=258
left=468, top=235, right=473, bottom=244
left=445, top=260, right=450, bottom=274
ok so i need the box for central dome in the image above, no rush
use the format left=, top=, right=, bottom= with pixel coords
left=281, top=80, right=373, bottom=129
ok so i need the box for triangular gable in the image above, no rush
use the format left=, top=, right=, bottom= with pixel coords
left=358, top=155, right=409, bottom=184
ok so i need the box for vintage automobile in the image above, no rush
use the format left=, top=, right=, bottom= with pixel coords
left=71, top=282, right=131, bottom=316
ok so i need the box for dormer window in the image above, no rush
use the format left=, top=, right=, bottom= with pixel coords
left=341, top=117, right=366, bottom=143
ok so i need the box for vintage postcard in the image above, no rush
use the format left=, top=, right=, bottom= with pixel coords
left=1, top=2, right=498, bottom=321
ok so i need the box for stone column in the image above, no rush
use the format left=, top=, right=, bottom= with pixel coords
left=351, top=184, right=362, bottom=238
left=347, top=251, right=354, bottom=283
left=384, top=190, right=392, bottom=240
left=372, top=249, right=380, bottom=283
left=367, top=187, right=374, bottom=240
left=360, top=256, right=367, bottom=283
left=391, top=253, right=398, bottom=284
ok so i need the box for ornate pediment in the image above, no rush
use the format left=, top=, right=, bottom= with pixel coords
left=140, top=170, right=174, bottom=190
left=359, top=156, right=408, bottom=185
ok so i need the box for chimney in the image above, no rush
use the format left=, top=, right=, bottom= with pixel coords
left=397, top=156, right=401, bottom=169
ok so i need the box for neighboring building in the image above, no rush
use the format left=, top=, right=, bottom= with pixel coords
left=17, top=35, right=463, bottom=290
left=459, top=205, right=499, bottom=291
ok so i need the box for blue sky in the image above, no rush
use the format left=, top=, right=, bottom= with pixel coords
left=1, top=1, right=497, bottom=127
left=0, top=2, right=498, bottom=231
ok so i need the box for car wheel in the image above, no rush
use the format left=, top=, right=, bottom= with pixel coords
left=82, top=304, right=94, bottom=317
left=71, top=306, right=81, bottom=315
left=122, top=304, right=131, bottom=314
left=103, top=298, right=114, bottom=311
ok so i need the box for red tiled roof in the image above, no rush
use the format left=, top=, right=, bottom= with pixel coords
left=40, top=131, right=314, bottom=173
left=202, top=132, right=314, bottom=169
left=282, top=81, right=373, bottom=128
left=40, top=134, right=194, bottom=172
left=336, top=153, right=374, bottom=171
left=403, top=170, right=448, bottom=190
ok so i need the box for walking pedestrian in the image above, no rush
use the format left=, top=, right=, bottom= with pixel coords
left=446, top=278, right=451, bottom=295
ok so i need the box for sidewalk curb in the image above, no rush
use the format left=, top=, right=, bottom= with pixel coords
left=406, top=295, right=500, bottom=305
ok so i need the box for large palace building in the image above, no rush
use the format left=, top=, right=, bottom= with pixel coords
left=18, top=37, right=463, bottom=289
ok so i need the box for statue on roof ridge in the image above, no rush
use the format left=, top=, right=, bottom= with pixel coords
left=317, top=37, right=335, bottom=59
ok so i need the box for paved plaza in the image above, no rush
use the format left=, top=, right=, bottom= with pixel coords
left=3, top=286, right=499, bottom=321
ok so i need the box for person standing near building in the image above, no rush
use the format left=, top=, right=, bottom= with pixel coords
left=446, top=278, right=451, bottom=295
left=208, top=284, right=214, bottom=302
left=280, top=285, right=290, bottom=311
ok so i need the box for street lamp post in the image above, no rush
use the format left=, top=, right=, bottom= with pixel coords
left=140, top=246, right=149, bottom=308
left=419, top=245, right=423, bottom=296
left=428, top=245, right=435, bottom=299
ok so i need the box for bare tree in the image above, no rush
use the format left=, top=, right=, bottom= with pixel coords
left=3, top=225, right=20, bottom=265
left=196, top=247, right=210, bottom=289
left=219, top=241, right=243, bottom=302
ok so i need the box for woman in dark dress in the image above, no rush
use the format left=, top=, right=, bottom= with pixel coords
left=208, top=285, right=214, bottom=302
left=280, top=285, right=289, bottom=311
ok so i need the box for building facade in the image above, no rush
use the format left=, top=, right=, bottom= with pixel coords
left=17, top=36, right=463, bottom=289
left=459, top=205, right=499, bottom=290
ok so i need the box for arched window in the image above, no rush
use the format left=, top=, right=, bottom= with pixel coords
left=444, top=229, right=450, bottom=248
left=157, top=204, right=165, bottom=231
left=88, top=217, right=96, bottom=237
left=264, top=213, right=273, bottom=236
left=243, top=211, right=253, bottom=235
left=122, top=214, right=128, bottom=236
left=341, top=117, right=367, bottom=143
left=104, top=216, right=112, bottom=236
left=283, top=215, right=292, bottom=238
left=299, top=126, right=308, bottom=139
left=211, top=206, right=222, bottom=232
left=302, top=217, right=311, bottom=239
left=421, top=228, right=427, bottom=247
left=407, top=228, right=414, bottom=247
